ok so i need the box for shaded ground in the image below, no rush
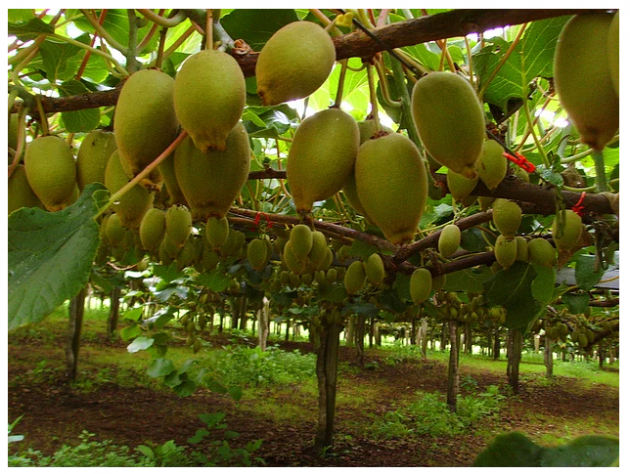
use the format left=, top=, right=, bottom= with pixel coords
left=8, top=329, right=619, bottom=467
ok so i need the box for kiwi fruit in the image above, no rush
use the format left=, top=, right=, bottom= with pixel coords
left=492, top=198, right=522, bottom=239
left=342, top=175, right=372, bottom=221
left=8, top=164, right=43, bottom=214
left=105, top=212, right=126, bottom=245
left=174, top=122, right=250, bottom=220
left=157, top=152, right=187, bottom=206
left=289, top=224, right=313, bottom=260
left=76, top=131, right=117, bottom=190
left=411, top=72, right=485, bottom=178
left=256, top=21, right=336, bottom=106
left=515, top=236, right=529, bottom=261
left=431, top=273, right=446, bottom=293
left=527, top=238, right=557, bottom=268
left=307, top=231, right=329, bottom=269
left=494, top=235, right=517, bottom=269
left=608, top=11, right=619, bottom=96
left=24, top=136, right=77, bottom=212
left=113, top=69, right=179, bottom=184
left=246, top=238, right=268, bottom=271
left=438, top=224, right=461, bottom=258
left=410, top=268, right=432, bottom=305
left=475, top=140, right=507, bottom=190
left=344, top=260, right=367, bottom=295
left=554, top=13, right=619, bottom=150
left=205, top=216, right=230, bottom=249
left=176, top=238, right=197, bottom=271
left=447, top=169, right=479, bottom=202
left=165, top=204, right=192, bottom=248
left=478, top=196, right=495, bottom=211
left=287, top=108, right=359, bottom=212
left=283, top=241, right=307, bottom=275
left=174, top=50, right=245, bottom=152
left=139, top=207, right=166, bottom=251
left=355, top=133, right=427, bottom=245
left=364, top=253, right=385, bottom=286
left=104, top=150, right=155, bottom=228
left=552, top=209, right=583, bottom=252
left=202, top=244, right=220, bottom=271
left=8, top=113, right=20, bottom=152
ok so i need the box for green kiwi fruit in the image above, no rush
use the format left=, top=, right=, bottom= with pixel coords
left=527, top=238, right=557, bottom=268
left=24, top=136, right=77, bottom=212
left=475, top=140, right=507, bottom=190
left=139, top=207, right=166, bottom=251
left=410, top=268, right=432, bottom=305
left=289, top=224, right=313, bottom=260
left=554, top=13, right=619, bottom=150
left=256, top=21, right=336, bottom=106
left=113, top=69, right=179, bottom=184
left=447, top=169, right=479, bottom=202
left=364, top=253, right=385, bottom=286
left=76, top=131, right=117, bottom=190
left=494, top=235, right=517, bottom=269
left=283, top=241, right=307, bottom=275
left=307, top=230, right=328, bottom=269
left=552, top=209, right=583, bottom=252
left=174, top=50, right=245, bottom=152
left=438, top=224, right=461, bottom=258
left=355, top=133, right=427, bottom=244
left=411, top=71, right=485, bottom=178
left=205, top=216, right=230, bottom=249
left=174, top=122, right=250, bottom=219
left=248, top=238, right=269, bottom=271
left=157, top=152, right=187, bottom=206
left=492, top=198, right=522, bottom=239
left=344, top=260, right=366, bottom=295
left=165, top=204, right=192, bottom=248
left=105, top=212, right=126, bottom=244
left=515, top=236, right=529, bottom=261
left=8, top=164, right=42, bottom=214
left=104, top=150, right=155, bottom=228
left=287, top=108, right=359, bottom=212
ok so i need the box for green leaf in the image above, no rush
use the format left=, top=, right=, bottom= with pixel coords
left=474, top=432, right=542, bottom=466
left=531, top=265, right=556, bottom=304
left=147, top=358, right=175, bottom=378
left=484, top=262, right=540, bottom=330
left=188, top=429, right=210, bottom=445
left=206, top=377, right=229, bottom=394
left=9, top=10, right=35, bottom=23
left=561, top=292, right=589, bottom=314
left=575, top=255, right=605, bottom=291
left=445, top=267, right=493, bottom=294
left=536, top=165, right=564, bottom=187
left=318, top=285, right=347, bottom=303
left=173, top=378, right=197, bottom=398
left=127, top=336, right=154, bottom=353
left=39, top=38, right=83, bottom=82
left=196, top=268, right=231, bottom=292
left=8, top=18, right=54, bottom=40
left=221, top=9, right=299, bottom=51
left=8, top=184, right=105, bottom=331
left=152, top=263, right=182, bottom=283
left=122, top=307, right=143, bottom=322
left=474, top=16, right=570, bottom=110
left=228, top=386, right=244, bottom=402
left=58, top=80, right=101, bottom=132
left=348, top=239, right=379, bottom=259
left=474, top=432, right=618, bottom=467
left=120, top=323, right=142, bottom=341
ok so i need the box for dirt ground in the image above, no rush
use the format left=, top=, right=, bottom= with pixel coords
left=7, top=333, right=619, bottom=467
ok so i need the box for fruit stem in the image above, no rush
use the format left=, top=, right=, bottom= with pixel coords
left=373, top=59, right=402, bottom=109
left=205, top=10, right=213, bottom=50
left=591, top=149, right=609, bottom=193
left=366, top=63, right=380, bottom=129
left=7, top=106, right=30, bottom=179
left=309, top=9, right=342, bottom=37
left=136, top=9, right=187, bottom=28
left=125, top=9, right=141, bottom=74
left=334, top=60, right=349, bottom=108
left=97, top=130, right=188, bottom=218
left=521, top=90, right=550, bottom=168
left=390, top=54, right=422, bottom=149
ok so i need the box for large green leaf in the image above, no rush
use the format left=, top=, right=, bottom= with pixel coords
left=8, top=184, right=107, bottom=330
left=221, top=10, right=299, bottom=51
left=474, top=432, right=618, bottom=467
left=39, top=38, right=83, bottom=82
left=8, top=17, right=54, bottom=41
left=483, top=262, right=540, bottom=330
left=474, top=16, right=571, bottom=110
left=444, top=266, right=493, bottom=294
left=531, top=265, right=556, bottom=304
left=58, top=80, right=101, bottom=132
left=575, top=254, right=605, bottom=291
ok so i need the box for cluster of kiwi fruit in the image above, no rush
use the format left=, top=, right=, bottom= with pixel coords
left=433, top=291, right=504, bottom=325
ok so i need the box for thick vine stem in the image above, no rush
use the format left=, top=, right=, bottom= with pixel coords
left=136, top=9, right=187, bottom=28
left=15, top=9, right=601, bottom=115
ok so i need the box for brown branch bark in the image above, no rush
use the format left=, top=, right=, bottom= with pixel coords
left=14, top=9, right=600, bottom=115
